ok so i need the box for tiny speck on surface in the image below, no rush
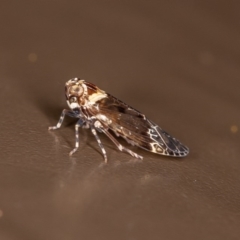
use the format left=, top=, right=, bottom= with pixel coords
left=230, top=125, right=238, bottom=133
left=199, top=51, right=215, bottom=65
left=28, top=53, right=38, bottom=62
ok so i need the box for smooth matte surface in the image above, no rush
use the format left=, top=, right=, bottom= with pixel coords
left=0, top=1, right=240, bottom=240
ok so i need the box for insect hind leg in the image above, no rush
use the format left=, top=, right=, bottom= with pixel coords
left=94, top=121, right=143, bottom=160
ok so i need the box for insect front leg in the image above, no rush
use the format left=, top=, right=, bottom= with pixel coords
left=48, top=109, right=76, bottom=130
left=94, top=121, right=143, bottom=160
left=69, top=118, right=84, bottom=156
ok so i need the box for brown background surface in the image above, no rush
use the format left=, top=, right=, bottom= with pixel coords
left=0, top=1, right=240, bottom=240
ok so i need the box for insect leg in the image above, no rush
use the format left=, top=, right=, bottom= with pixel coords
left=94, top=121, right=143, bottom=160
left=48, top=109, right=76, bottom=130
left=90, top=126, right=108, bottom=163
left=69, top=119, right=84, bottom=156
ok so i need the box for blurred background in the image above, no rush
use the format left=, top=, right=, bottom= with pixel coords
left=0, top=1, right=240, bottom=240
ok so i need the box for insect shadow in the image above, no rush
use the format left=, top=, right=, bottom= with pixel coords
left=22, top=80, right=66, bottom=121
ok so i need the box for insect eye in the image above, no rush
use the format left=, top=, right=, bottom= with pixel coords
left=70, top=97, right=77, bottom=103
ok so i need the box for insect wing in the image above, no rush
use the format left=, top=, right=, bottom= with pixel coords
left=92, top=94, right=189, bottom=157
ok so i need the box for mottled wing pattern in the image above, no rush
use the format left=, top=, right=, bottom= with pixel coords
left=91, top=94, right=189, bottom=157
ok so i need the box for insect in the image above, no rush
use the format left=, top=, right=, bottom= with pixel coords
left=49, top=78, right=189, bottom=162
